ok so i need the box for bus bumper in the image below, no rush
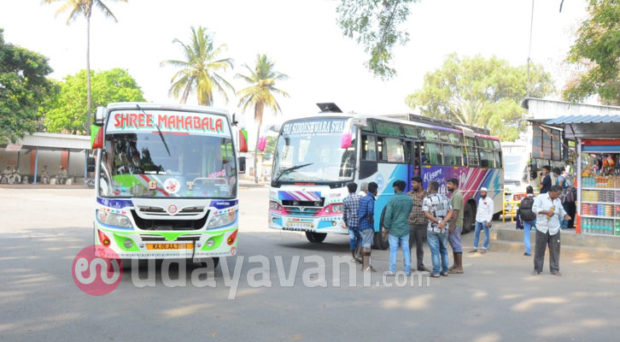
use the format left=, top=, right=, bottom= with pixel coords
left=93, top=223, right=238, bottom=259
left=268, top=212, right=347, bottom=234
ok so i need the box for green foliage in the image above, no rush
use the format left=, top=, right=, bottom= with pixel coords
left=563, top=0, right=620, bottom=105
left=162, top=26, right=234, bottom=106
left=44, top=68, right=145, bottom=133
left=236, top=54, right=288, bottom=182
left=236, top=54, right=289, bottom=123
left=44, top=0, right=126, bottom=23
left=337, top=0, right=417, bottom=79
left=0, top=29, right=55, bottom=144
left=406, top=53, right=554, bottom=141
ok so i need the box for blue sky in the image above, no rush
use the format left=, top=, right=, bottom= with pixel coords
left=0, top=0, right=588, bottom=136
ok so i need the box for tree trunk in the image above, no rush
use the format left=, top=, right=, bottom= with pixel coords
left=85, top=14, right=92, bottom=135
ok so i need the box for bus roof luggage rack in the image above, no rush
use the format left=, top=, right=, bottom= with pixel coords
left=383, top=113, right=490, bottom=135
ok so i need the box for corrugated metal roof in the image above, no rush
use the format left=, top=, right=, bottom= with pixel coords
left=546, top=114, right=620, bottom=125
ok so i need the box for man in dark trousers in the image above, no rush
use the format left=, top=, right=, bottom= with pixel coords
left=407, top=176, right=430, bottom=272
left=532, top=185, right=571, bottom=275
left=447, top=178, right=464, bottom=273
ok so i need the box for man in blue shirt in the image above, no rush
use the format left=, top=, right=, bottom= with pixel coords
left=358, top=182, right=378, bottom=272
left=343, top=182, right=362, bottom=263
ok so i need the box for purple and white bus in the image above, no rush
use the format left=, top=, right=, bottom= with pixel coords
left=268, top=108, right=503, bottom=249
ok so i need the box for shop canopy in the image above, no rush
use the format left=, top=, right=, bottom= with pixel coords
left=534, top=114, right=620, bottom=140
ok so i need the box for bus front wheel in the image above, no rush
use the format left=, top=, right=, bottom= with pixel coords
left=306, top=231, right=327, bottom=243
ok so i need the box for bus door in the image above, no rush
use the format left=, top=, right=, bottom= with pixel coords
left=405, top=140, right=422, bottom=185
left=413, top=141, right=422, bottom=177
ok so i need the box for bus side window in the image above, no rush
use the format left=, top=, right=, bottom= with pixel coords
left=362, top=135, right=377, bottom=161
left=494, top=151, right=502, bottom=168
left=425, top=143, right=443, bottom=165
left=467, top=147, right=479, bottom=167
left=377, top=137, right=387, bottom=161
left=443, top=144, right=462, bottom=166
left=480, top=149, right=494, bottom=168
left=385, top=138, right=405, bottom=163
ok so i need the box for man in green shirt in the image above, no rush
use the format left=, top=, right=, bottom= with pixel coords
left=447, top=178, right=464, bottom=274
left=384, top=180, right=414, bottom=276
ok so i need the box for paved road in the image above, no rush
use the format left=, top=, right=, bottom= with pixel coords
left=1, top=187, right=619, bottom=342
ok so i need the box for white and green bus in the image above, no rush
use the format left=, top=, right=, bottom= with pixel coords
left=91, top=103, right=239, bottom=266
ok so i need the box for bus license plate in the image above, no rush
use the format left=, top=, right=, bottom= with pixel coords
left=285, top=221, right=313, bottom=229
left=146, top=243, right=194, bottom=250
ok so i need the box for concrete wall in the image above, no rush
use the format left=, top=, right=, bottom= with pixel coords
left=0, top=149, right=87, bottom=180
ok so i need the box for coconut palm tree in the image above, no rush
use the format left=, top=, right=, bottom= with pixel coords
left=236, top=54, right=289, bottom=183
left=44, top=0, right=127, bottom=134
left=162, top=26, right=234, bottom=105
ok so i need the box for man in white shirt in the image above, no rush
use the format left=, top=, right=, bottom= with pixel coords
left=532, top=185, right=571, bottom=275
left=471, top=187, right=494, bottom=253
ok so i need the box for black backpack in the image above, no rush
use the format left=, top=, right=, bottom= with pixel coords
left=519, top=196, right=536, bottom=221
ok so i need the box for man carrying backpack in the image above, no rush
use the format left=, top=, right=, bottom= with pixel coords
left=519, top=186, right=536, bottom=256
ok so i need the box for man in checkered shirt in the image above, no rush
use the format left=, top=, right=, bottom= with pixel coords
left=422, top=181, right=453, bottom=278
left=343, top=182, right=362, bottom=263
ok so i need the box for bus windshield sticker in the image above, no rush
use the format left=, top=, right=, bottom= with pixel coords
left=107, top=110, right=229, bottom=136
left=281, top=119, right=346, bottom=136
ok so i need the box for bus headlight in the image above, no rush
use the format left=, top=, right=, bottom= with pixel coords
left=207, top=210, right=237, bottom=229
left=269, top=201, right=282, bottom=211
left=97, top=210, right=132, bottom=228
left=330, top=204, right=344, bottom=213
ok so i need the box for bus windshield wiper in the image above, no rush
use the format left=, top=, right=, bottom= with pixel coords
left=136, top=104, right=170, bottom=156
left=274, top=163, right=313, bottom=183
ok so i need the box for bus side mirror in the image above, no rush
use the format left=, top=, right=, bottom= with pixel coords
left=94, top=106, right=107, bottom=125
left=341, top=133, right=352, bottom=149
left=238, top=157, right=246, bottom=174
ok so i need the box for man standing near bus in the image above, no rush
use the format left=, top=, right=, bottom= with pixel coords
left=408, top=176, right=430, bottom=272
left=532, top=185, right=571, bottom=275
left=447, top=178, right=464, bottom=274
left=384, top=180, right=413, bottom=276
left=471, top=187, right=494, bottom=253
left=423, top=181, right=453, bottom=278
left=540, top=166, right=552, bottom=194
left=358, top=182, right=378, bottom=272
left=343, top=182, right=362, bottom=263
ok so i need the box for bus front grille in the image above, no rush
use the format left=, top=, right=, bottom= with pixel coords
left=283, top=206, right=321, bottom=217
left=131, top=210, right=209, bottom=230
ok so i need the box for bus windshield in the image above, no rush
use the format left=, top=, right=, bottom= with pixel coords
left=272, top=118, right=355, bottom=183
left=99, top=110, right=236, bottom=199
left=503, top=154, right=526, bottom=181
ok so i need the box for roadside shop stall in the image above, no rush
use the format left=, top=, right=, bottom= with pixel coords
left=543, top=115, right=620, bottom=236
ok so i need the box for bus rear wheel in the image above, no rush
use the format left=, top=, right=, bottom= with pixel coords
left=373, top=207, right=389, bottom=250
left=305, top=231, right=327, bottom=243
left=463, top=202, right=475, bottom=233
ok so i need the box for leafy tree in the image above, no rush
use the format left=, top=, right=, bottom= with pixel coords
left=236, top=54, right=289, bottom=183
left=337, top=0, right=418, bottom=79
left=44, top=0, right=128, bottom=133
left=44, top=68, right=144, bottom=133
left=406, top=53, right=554, bottom=141
left=162, top=26, right=234, bottom=105
left=563, top=0, right=619, bottom=105
left=0, top=29, right=55, bottom=144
